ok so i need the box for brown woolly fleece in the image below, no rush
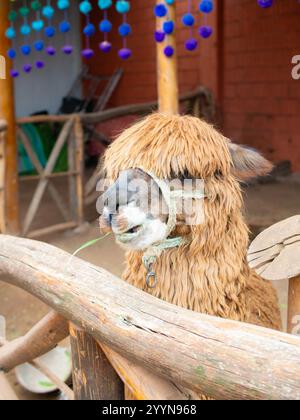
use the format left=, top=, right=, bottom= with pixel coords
left=103, top=113, right=282, bottom=331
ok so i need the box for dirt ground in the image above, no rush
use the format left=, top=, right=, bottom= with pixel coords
left=0, top=177, right=299, bottom=399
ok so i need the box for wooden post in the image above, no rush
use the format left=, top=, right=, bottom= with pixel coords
left=0, top=121, right=6, bottom=233
left=288, top=276, right=300, bottom=336
left=0, top=1, right=19, bottom=234
left=74, top=116, right=84, bottom=225
left=69, top=324, right=124, bottom=401
left=156, top=0, right=179, bottom=114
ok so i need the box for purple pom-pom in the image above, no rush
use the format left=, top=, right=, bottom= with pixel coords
left=10, top=69, right=19, bottom=78
left=185, top=38, right=198, bottom=51
left=154, top=30, right=165, bottom=43
left=118, top=47, right=132, bottom=60
left=23, top=64, right=32, bottom=73
left=164, top=45, right=174, bottom=57
left=62, top=45, right=73, bottom=55
left=82, top=48, right=94, bottom=59
left=258, top=0, right=273, bottom=8
left=46, top=46, right=56, bottom=56
left=99, top=41, right=112, bottom=53
left=199, top=25, right=213, bottom=38
left=36, top=60, right=45, bottom=69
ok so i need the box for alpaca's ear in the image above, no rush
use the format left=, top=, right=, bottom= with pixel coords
left=229, top=143, right=273, bottom=180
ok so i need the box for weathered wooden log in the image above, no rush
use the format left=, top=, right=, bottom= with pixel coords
left=70, top=324, right=124, bottom=400
left=0, top=311, right=69, bottom=372
left=0, top=235, right=300, bottom=400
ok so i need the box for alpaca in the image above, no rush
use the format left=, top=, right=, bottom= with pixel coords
left=99, top=113, right=282, bottom=331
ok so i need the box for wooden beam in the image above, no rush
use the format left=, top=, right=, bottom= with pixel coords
left=0, top=2, right=19, bottom=234
left=0, top=311, right=69, bottom=373
left=156, top=0, right=179, bottom=114
left=0, top=235, right=300, bottom=400
left=70, top=324, right=124, bottom=400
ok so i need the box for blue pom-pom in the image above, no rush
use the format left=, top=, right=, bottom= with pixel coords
left=20, top=24, right=31, bottom=36
left=79, top=1, right=92, bottom=15
left=99, top=19, right=112, bottom=33
left=165, top=0, right=175, bottom=4
left=34, top=40, right=44, bottom=51
left=119, top=23, right=131, bottom=37
left=45, top=26, right=56, bottom=37
left=84, top=23, right=96, bottom=37
left=57, top=0, right=70, bottom=10
left=116, top=1, right=130, bottom=14
left=98, top=0, right=112, bottom=9
left=199, top=0, right=214, bottom=14
left=163, top=21, right=174, bottom=34
left=182, top=13, right=195, bottom=26
left=21, top=45, right=31, bottom=56
left=32, top=20, right=44, bottom=32
left=7, top=48, right=16, bottom=59
left=6, top=27, right=16, bottom=39
left=60, top=21, right=71, bottom=33
left=42, top=6, right=55, bottom=19
left=154, top=4, right=168, bottom=18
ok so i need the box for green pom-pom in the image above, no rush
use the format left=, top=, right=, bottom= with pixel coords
left=31, top=1, right=42, bottom=11
left=8, top=11, right=18, bottom=22
left=19, top=6, right=30, bottom=17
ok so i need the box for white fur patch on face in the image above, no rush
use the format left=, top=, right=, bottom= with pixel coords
left=134, top=219, right=168, bottom=250
left=114, top=203, right=168, bottom=250
left=112, top=204, right=147, bottom=234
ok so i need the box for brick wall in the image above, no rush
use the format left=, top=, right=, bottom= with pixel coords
left=222, top=0, right=300, bottom=172
left=84, top=0, right=300, bottom=172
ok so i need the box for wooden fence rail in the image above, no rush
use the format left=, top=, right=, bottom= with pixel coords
left=0, top=234, right=300, bottom=400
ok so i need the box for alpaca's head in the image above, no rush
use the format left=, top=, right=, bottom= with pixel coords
left=99, top=114, right=272, bottom=251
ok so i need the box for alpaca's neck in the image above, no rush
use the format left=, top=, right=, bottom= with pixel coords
left=123, top=213, right=250, bottom=321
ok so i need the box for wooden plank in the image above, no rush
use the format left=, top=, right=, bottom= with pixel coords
left=288, top=276, right=300, bottom=335
left=27, top=221, right=77, bottom=239
left=18, top=128, right=70, bottom=222
left=156, top=0, right=179, bottom=114
left=0, top=2, right=19, bottom=234
left=100, top=343, right=197, bottom=400
left=22, top=119, right=74, bottom=235
left=0, top=235, right=300, bottom=400
left=20, top=171, right=79, bottom=182
left=70, top=324, right=123, bottom=400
